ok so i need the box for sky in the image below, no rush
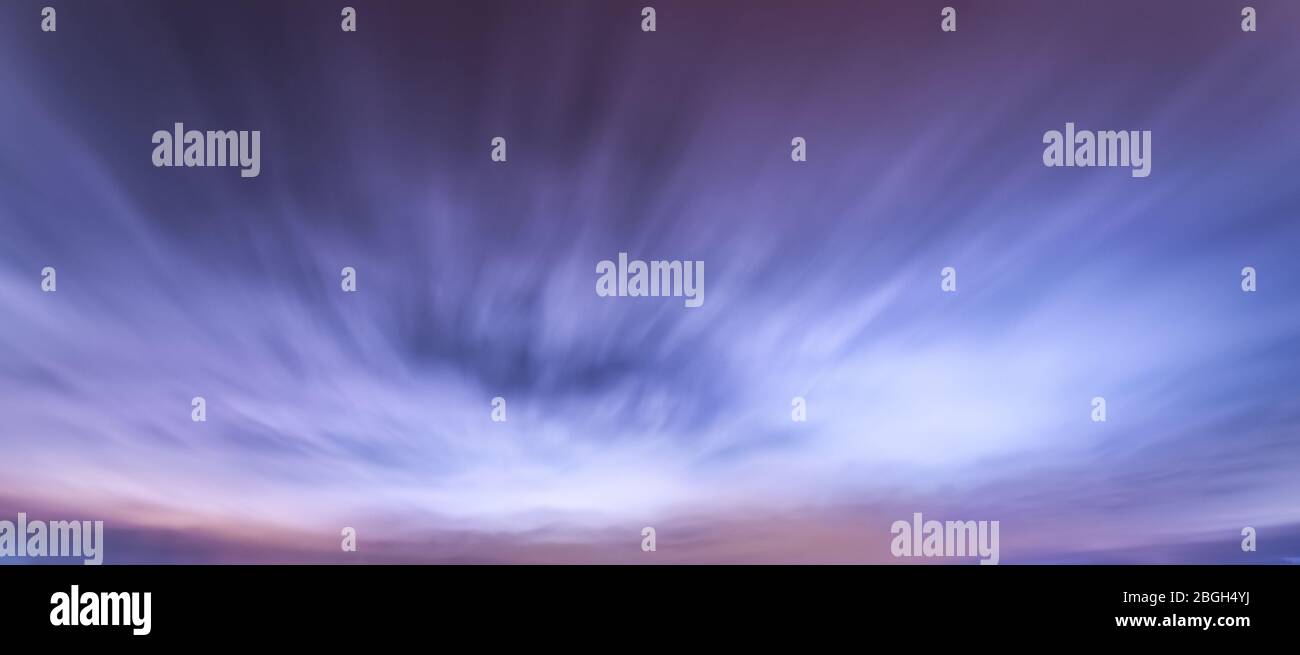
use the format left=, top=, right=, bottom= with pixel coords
left=1, top=0, right=1298, bottom=563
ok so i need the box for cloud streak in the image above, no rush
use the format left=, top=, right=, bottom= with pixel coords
left=1, top=0, right=1298, bottom=562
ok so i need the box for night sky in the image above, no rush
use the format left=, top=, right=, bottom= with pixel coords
left=1, top=0, right=1298, bottom=563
